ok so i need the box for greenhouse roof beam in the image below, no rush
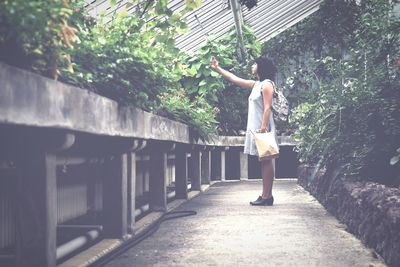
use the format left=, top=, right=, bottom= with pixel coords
left=230, top=0, right=247, bottom=62
left=84, top=0, right=324, bottom=53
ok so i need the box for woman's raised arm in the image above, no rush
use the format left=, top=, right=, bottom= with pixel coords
left=210, top=56, right=255, bottom=90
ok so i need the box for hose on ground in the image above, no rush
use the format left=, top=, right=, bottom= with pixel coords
left=90, top=210, right=197, bottom=267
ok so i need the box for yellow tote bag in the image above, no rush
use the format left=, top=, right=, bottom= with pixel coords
left=251, top=130, right=280, bottom=161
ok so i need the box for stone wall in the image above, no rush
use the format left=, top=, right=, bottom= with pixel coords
left=298, top=165, right=400, bottom=267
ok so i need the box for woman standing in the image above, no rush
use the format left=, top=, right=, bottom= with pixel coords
left=210, top=56, right=277, bottom=206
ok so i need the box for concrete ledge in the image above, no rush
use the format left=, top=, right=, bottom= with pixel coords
left=0, top=62, right=189, bottom=143
left=203, top=135, right=296, bottom=147
left=0, top=62, right=296, bottom=147
left=207, top=136, right=245, bottom=147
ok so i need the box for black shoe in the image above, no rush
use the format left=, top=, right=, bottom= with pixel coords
left=250, top=196, right=274, bottom=206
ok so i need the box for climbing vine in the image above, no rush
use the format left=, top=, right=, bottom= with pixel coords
left=264, top=0, right=400, bottom=185
left=181, top=25, right=261, bottom=134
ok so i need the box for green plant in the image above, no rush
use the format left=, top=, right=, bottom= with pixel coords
left=0, top=0, right=220, bottom=140
left=60, top=0, right=192, bottom=111
left=181, top=25, right=261, bottom=134
left=158, top=88, right=219, bottom=141
left=285, top=0, right=400, bottom=185
left=263, top=0, right=360, bottom=108
left=0, top=0, right=78, bottom=78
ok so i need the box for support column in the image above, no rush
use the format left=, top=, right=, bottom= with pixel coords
left=102, top=154, right=128, bottom=238
left=190, top=148, right=201, bottom=191
left=127, top=140, right=146, bottom=233
left=211, top=149, right=221, bottom=181
left=16, top=151, right=57, bottom=267
left=87, top=160, right=104, bottom=214
left=149, top=145, right=167, bottom=211
left=201, top=149, right=211, bottom=185
left=240, top=152, right=249, bottom=179
left=248, top=155, right=261, bottom=179
left=225, top=148, right=241, bottom=180
left=211, top=148, right=227, bottom=181
left=13, top=130, right=74, bottom=267
left=221, top=149, right=226, bottom=181
left=127, top=152, right=136, bottom=232
left=175, top=145, right=188, bottom=199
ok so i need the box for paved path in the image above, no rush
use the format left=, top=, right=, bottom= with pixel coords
left=105, top=180, right=386, bottom=267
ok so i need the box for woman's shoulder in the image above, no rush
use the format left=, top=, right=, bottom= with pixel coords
left=261, top=79, right=275, bottom=87
left=260, top=79, right=275, bottom=92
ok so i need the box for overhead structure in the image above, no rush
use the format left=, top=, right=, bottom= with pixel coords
left=229, top=0, right=246, bottom=61
left=85, top=0, right=324, bottom=53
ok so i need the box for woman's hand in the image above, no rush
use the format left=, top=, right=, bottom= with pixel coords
left=255, top=128, right=268, bottom=133
left=210, top=56, right=219, bottom=70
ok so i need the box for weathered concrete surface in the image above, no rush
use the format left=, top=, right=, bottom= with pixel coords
left=0, top=62, right=189, bottom=142
left=202, top=135, right=296, bottom=147
left=0, top=62, right=295, bottom=147
left=104, top=180, right=386, bottom=267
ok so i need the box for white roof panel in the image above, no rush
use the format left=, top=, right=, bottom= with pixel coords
left=84, top=0, right=323, bottom=52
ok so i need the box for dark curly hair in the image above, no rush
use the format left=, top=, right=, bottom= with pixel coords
left=255, top=57, right=276, bottom=82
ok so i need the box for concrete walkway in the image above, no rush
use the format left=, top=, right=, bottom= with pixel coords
left=104, top=180, right=386, bottom=267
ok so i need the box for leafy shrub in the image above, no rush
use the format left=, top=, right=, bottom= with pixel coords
left=0, top=0, right=270, bottom=140
left=0, top=0, right=78, bottom=78
left=158, top=88, right=219, bottom=142
left=279, top=0, right=400, bottom=185
left=60, top=1, right=190, bottom=111
left=181, top=25, right=262, bottom=135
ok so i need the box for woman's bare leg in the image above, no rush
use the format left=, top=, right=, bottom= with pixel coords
left=261, top=159, right=274, bottom=199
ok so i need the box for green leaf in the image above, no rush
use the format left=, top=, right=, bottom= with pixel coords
left=185, top=0, right=202, bottom=11
left=198, top=80, right=207, bottom=87
left=109, top=0, right=117, bottom=7
left=118, top=8, right=129, bottom=18
left=210, top=71, right=220, bottom=77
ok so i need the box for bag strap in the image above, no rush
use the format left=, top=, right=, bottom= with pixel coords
left=260, top=79, right=276, bottom=95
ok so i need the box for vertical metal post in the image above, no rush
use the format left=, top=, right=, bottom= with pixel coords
left=230, top=0, right=247, bottom=62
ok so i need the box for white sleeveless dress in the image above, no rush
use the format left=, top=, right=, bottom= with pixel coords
left=244, top=79, right=276, bottom=156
